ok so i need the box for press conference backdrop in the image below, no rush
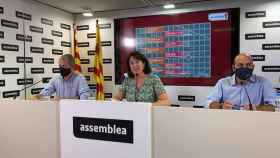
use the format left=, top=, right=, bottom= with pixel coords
left=0, top=0, right=73, bottom=99
left=75, top=0, right=280, bottom=106
left=0, top=0, right=115, bottom=100
left=74, top=18, right=115, bottom=100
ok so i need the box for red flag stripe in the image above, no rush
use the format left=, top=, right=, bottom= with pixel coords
left=93, top=20, right=105, bottom=100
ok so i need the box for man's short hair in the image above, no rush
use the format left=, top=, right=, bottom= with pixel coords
left=60, top=54, right=75, bottom=69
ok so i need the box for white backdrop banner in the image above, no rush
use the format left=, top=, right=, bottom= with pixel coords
left=60, top=100, right=152, bottom=158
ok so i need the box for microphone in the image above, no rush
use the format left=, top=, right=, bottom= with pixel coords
left=241, top=81, right=253, bottom=110
left=13, top=79, right=42, bottom=99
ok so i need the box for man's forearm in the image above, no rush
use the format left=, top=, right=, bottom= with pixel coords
left=31, top=94, right=43, bottom=100
left=256, top=104, right=275, bottom=112
left=209, top=101, right=222, bottom=109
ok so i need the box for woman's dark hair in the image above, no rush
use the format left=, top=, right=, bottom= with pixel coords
left=126, top=51, right=152, bottom=78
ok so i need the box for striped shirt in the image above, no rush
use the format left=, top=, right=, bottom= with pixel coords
left=40, top=73, right=91, bottom=100
left=206, top=74, right=276, bottom=109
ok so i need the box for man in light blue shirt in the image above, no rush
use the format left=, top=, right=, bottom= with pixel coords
left=32, top=54, right=90, bottom=100
left=206, top=53, right=275, bottom=111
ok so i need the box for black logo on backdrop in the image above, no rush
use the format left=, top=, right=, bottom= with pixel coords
left=77, top=25, right=89, bottom=31
left=30, top=47, right=44, bottom=54
left=105, top=93, right=113, bottom=98
left=0, top=56, right=4, bottom=62
left=41, top=18, right=53, bottom=26
left=15, top=11, right=31, bottom=21
left=25, top=35, right=32, bottom=42
left=17, top=56, right=33, bottom=63
left=101, top=41, right=112, bottom=46
left=245, top=11, right=266, bottom=18
left=31, top=88, right=44, bottom=95
left=87, top=33, right=96, bottom=38
left=61, top=41, right=71, bottom=47
left=262, top=66, right=280, bottom=72
left=0, top=6, right=3, bottom=14
left=251, top=55, right=265, bottom=61
left=245, top=33, right=265, bottom=40
left=99, top=23, right=111, bottom=29
left=0, top=31, right=4, bottom=38
left=42, top=77, right=52, bottom=83
left=263, top=21, right=280, bottom=28
left=73, top=117, right=133, bottom=144
left=31, top=68, right=44, bottom=74
left=85, top=76, right=90, bottom=81
left=0, top=80, right=5, bottom=87
left=61, top=23, right=71, bottom=30
left=2, top=68, right=19, bottom=74
left=52, top=49, right=63, bottom=55
left=178, top=95, right=195, bottom=102
left=41, top=38, right=54, bottom=45
left=88, top=50, right=96, bottom=55
left=51, top=30, right=63, bottom=37
left=103, top=58, right=112, bottom=64
left=88, top=84, right=96, bottom=89
left=104, top=76, right=112, bottom=81
left=30, top=25, right=43, bottom=33
left=52, top=68, right=60, bottom=73
left=3, top=90, right=20, bottom=98
left=80, top=59, right=90, bottom=64
left=1, top=19, right=18, bottom=29
left=42, top=58, right=54, bottom=64
left=16, top=34, right=32, bottom=42
left=88, top=67, right=94, bottom=72
left=17, top=78, right=33, bottom=85
left=262, top=43, right=280, bottom=50
left=78, top=42, right=89, bottom=47
left=1, top=44, right=19, bottom=51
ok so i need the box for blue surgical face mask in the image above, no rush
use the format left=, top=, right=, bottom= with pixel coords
left=235, top=67, right=253, bottom=80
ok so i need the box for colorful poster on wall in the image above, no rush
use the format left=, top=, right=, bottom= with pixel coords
left=135, top=22, right=211, bottom=78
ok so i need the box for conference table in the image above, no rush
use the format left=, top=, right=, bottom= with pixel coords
left=1, top=99, right=280, bottom=158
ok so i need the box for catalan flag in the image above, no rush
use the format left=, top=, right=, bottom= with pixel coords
left=73, top=24, right=82, bottom=72
left=93, top=20, right=105, bottom=100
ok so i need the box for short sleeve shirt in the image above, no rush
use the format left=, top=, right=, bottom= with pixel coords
left=120, top=74, right=166, bottom=103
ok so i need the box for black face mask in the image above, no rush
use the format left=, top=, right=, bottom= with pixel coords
left=59, top=67, right=71, bottom=77
left=235, top=67, right=253, bottom=80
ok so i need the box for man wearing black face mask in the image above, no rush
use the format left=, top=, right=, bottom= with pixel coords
left=206, top=53, right=276, bottom=111
left=32, top=54, right=91, bottom=100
